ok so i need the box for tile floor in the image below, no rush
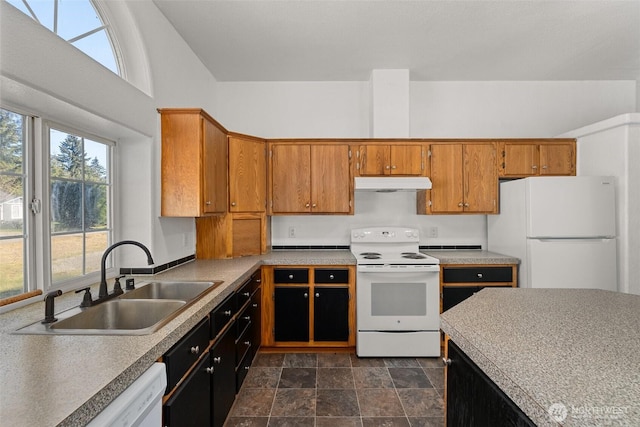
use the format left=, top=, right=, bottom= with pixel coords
left=224, top=352, right=445, bottom=427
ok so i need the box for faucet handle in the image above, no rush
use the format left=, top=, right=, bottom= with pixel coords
left=42, top=290, right=62, bottom=324
left=75, top=287, right=93, bottom=307
left=113, top=275, right=125, bottom=294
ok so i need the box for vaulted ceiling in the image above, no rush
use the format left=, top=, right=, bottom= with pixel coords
left=153, top=0, right=640, bottom=82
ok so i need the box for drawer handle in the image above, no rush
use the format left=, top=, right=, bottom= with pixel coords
left=244, top=341, right=251, bottom=346
left=303, top=292, right=308, bottom=298
left=205, top=201, right=211, bottom=205
left=255, top=279, right=262, bottom=283
left=213, top=356, right=221, bottom=364
left=206, top=367, right=214, bottom=374
left=329, top=274, right=334, bottom=280
left=243, top=316, right=251, bottom=321
left=190, top=346, right=199, bottom=355
left=288, top=274, right=294, bottom=279
left=442, top=357, right=451, bottom=366
left=245, top=366, right=251, bottom=370
left=315, top=292, right=320, bottom=298
left=224, top=310, right=232, bottom=316
left=252, top=303, right=258, bottom=308
left=477, top=273, right=483, bottom=279
left=242, top=292, right=250, bottom=297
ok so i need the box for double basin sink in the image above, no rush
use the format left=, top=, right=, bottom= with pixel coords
left=16, top=281, right=222, bottom=335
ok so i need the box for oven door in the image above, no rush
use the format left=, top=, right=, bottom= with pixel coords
left=356, top=268, right=440, bottom=331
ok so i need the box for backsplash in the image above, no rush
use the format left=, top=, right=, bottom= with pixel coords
left=271, top=191, right=488, bottom=247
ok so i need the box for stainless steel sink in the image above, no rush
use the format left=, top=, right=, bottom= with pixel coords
left=14, top=280, right=223, bottom=336
left=119, top=281, right=220, bottom=302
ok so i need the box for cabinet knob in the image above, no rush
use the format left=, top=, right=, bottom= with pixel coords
left=458, top=202, right=463, bottom=207
left=305, top=203, right=310, bottom=208
left=542, top=165, right=548, bottom=169
left=477, top=273, right=483, bottom=279
left=205, top=201, right=211, bottom=205
left=288, top=274, right=294, bottom=279
left=243, top=316, right=251, bottom=321
left=190, top=346, right=199, bottom=355
left=442, top=357, right=451, bottom=366
left=532, top=165, right=538, bottom=169
left=329, top=274, right=335, bottom=280
left=315, top=292, right=320, bottom=298
left=385, top=165, right=390, bottom=169
left=242, top=292, right=250, bottom=297
left=231, top=202, right=237, bottom=207
left=391, top=165, right=397, bottom=169
left=244, top=341, right=251, bottom=346
left=252, top=303, right=258, bottom=308
left=312, top=203, right=317, bottom=208
left=256, top=279, right=261, bottom=283
left=213, top=356, right=221, bottom=364
left=244, top=366, right=251, bottom=370
left=224, top=310, right=232, bottom=316
left=206, top=367, right=214, bottom=374
left=303, top=293, right=308, bottom=298
left=464, top=203, right=469, bottom=208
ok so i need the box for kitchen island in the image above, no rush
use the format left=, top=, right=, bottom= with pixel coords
left=440, top=288, right=640, bottom=426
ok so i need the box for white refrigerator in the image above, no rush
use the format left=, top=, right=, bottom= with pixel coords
left=488, top=176, right=617, bottom=291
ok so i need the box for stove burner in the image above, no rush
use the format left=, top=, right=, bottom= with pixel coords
left=360, top=252, right=381, bottom=256
left=363, top=255, right=381, bottom=259
left=401, top=252, right=427, bottom=259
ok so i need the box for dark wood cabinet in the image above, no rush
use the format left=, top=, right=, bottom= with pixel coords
left=314, top=287, right=349, bottom=341
left=163, top=355, right=211, bottom=427
left=440, top=265, right=517, bottom=313
left=164, top=317, right=210, bottom=391
left=274, top=286, right=310, bottom=342
left=446, top=340, right=535, bottom=427
left=210, top=328, right=236, bottom=427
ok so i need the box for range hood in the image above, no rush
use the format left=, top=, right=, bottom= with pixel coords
left=354, top=177, right=432, bottom=192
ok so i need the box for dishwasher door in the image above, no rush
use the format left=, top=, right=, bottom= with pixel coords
left=87, top=362, right=167, bottom=427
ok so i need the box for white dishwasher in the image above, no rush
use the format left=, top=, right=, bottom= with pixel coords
left=87, top=362, right=167, bottom=427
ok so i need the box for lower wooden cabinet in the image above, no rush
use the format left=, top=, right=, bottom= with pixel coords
left=446, top=340, right=535, bottom=426
left=162, top=269, right=262, bottom=427
left=262, top=265, right=355, bottom=348
left=440, top=265, right=517, bottom=313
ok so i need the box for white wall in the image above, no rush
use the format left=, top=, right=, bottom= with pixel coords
left=218, top=80, right=636, bottom=247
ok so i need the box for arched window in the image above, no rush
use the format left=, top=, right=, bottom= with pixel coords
left=6, top=0, right=120, bottom=75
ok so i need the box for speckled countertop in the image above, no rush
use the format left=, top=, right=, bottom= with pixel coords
left=0, top=251, right=353, bottom=427
left=440, top=288, right=640, bottom=426
left=422, top=249, right=520, bottom=265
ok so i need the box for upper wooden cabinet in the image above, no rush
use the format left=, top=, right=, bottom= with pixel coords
left=419, top=143, right=498, bottom=214
left=357, top=144, right=425, bottom=176
left=269, top=143, right=352, bottom=214
left=228, top=134, right=267, bottom=213
left=159, top=109, right=228, bottom=217
left=498, top=140, right=576, bottom=177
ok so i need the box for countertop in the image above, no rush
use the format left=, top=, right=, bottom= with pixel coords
left=0, top=248, right=514, bottom=427
left=440, top=288, right=640, bottom=426
left=422, top=249, right=519, bottom=265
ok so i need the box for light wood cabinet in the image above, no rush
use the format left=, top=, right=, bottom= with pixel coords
left=228, top=134, right=267, bottom=213
left=159, top=109, right=228, bottom=217
left=269, top=143, right=352, bottom=214
left=419, top=143, right=498, bottom=214
left=498, top=140, right=575, bottom=177
left=261, top=265, right=356, bottom=349
left=357, top=144, right=425, bottom=176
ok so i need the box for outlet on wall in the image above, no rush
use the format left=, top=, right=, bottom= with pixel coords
left=428, top=226, right=438, bottom=238
left=288, top=226, right=296, bottom=238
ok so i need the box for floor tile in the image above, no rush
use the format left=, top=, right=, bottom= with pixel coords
left=423, top=368, right=444, bottom=389
left=316, top=416, right=363, bottom=426
left=242, top=367, right=282, bottom=388
left=267, top=417, right=315, bottom=427
left=317, top=367, right=355, bottom=388
left=318, top=352, right=352, bottom=367
left=357, top=388, right=405, bottom=417
left=229, top=388, right=276, bottom=417
left=270, top=388, right=316, bottom=417
left=388, top=368, right=432, bottom=388
left=384, top=358, right=420, bottom=368
left=407, top=417, right=445, bottom=427
left=351, top=354, right=386, bottom=367
left=253, top=353, right=286, bottom=367
left=396, top=389, right=443, bottom=417
left=316, top=389, right=360, bottom=416
left=225, top=416, right=269, bottom=427
left=278, top=367, right=316, bottom=388
left=417, top=358, right=443, bottom=369
left=283, top=353, right=317, bottom=367
left=362, top=416, right=411, bottom=426
left=353, top=367, right=394, bottom=389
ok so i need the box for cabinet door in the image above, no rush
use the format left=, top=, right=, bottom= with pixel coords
left=311, top=145, right=351, bottom=213
left=211, top=328, right=236, bottom=427
left=228, top=136, right=266, bottom=212
left=359, top=145, right=389, bottom=175
left=501, top=143, right=538, bottom=177
left=163, top=355, right=211, bottom=427
left=429, top=144, right=464, bottom=213
left=271, top=144, right=311, bottom=213
left=203, top=117, right=228, bottom=214
left=539, top=144, right=575, bottom=176
left=274, top=287, right=310, bottom=341
left=390, top=145, right=423, bottom=175
left=463, top=144, right=497, bottom=213
left=314, top=287, right=349, bottom=342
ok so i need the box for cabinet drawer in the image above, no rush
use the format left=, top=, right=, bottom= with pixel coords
left=164, top=317, right=210, bottom=392
left=314, top=268, right=349, bottom=284
left=211, top=295, right=235, bottom=339
left=236, top=278, right=253, bottom=309
left=274, top=268, right=309, bottom=283
left=163, top=354, right=211, bottom=427
left=443, top=267, right=513, bottom=283
left=235, top=325, right=252, bottom=367
left=236, top=350, right=252, bottom=393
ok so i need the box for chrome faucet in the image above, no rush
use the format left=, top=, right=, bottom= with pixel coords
left=99, top=240, right=155, bottom=299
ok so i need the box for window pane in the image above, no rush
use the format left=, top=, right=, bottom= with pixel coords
left=72, top=29, right=119, bottom=74
left=51, top=233, right=83, bottom=282
left=86, top=230, right=108, bottom=273
left=84, top=183, right=107, bottom=229
left=57, top=0, right=103, bottom=41
left=51, top=130, right=84, bottom=180
left=51, top=180, right=83, bottom=233
left=0, top=108, right=26, bottom=298
left=84, top=138, right=108, bottom=183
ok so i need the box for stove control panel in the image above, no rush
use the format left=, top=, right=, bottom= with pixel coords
left=351, top=227, right=419, bottom=243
